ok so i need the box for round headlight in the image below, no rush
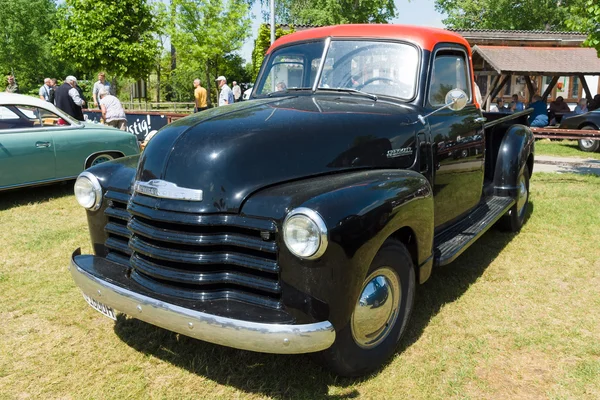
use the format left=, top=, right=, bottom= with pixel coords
left=283, top=208, right=328, bottom=259
left=74, top=172, right=102, bottom=210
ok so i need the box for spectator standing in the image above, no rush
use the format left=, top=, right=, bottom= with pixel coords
left=232, top=81, right=241, bottom=102
left=5, top=75, right=18, bottom=93
left=574, top=98, right=588, bottom=114
left=92, top=72, right=111, bottom=108
left=39, top=78, right=53, bottom=102
left=193, top=79, right=207, bottom=112
left=99, top=88, right=127, bottom=131
left=216, top=76, right=234, bottom=106
left=54, top=76, right=86, bottom=121
left=509, top=94, right=524, bottom=112
left=528, top=95, right=549, bottom=127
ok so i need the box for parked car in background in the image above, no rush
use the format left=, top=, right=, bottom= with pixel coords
left=242, top=86, right=253, bottom=101
left=0, top=93, right=140, bottom=191
left=558, top=109, right=600, bottom=152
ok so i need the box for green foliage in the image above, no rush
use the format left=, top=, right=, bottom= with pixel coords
left=52, top=0, right=160, bottom=80
left=262, top=0, right=396, bottom=25
left=0, top=0, right=61, bottom=91
left=169, top=0, right=251, bottom=105
left=434, top=0, right=574, bottom=30
left=566, top=0, right=600, bottom=56
left=251, top=24, right=295, bottom=80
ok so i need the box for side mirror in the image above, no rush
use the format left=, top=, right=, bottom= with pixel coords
left=418, top=88, right=469, bottom=124
left=445, top=89, right=468, bottom=111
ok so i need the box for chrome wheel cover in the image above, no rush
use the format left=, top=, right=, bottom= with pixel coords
left=580, top=139, right=596, bottom=149
left=516, top=172, right=528, bottom=216
left=91, top=154, right=114, bottom=166
left=351, top=267, right=401, bottom=349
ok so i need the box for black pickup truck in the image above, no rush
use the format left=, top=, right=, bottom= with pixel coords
left=69, top=25, right=534, bottom=377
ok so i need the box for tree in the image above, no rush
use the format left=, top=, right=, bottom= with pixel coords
left=52, top=0, right=160, bottom=80
left=0, top=0, right=60, bottom=91
left=434, top=0, right=575, bottom=30
left=567, top=0, right=600, bottom=56
left=169, top=0, right=252, bottom=106
left=262, top=0, right=396, bottom=26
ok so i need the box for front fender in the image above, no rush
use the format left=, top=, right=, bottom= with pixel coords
left=242, top=169, right=433, bottom=330
left=494, top=124, right=534, bottom=197
left=83, top=155, right=139, bottom=255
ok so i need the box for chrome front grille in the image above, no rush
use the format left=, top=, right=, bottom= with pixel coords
left=103, top=192, right=281, bottom=309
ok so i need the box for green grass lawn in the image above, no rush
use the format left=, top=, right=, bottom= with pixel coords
left=1, top=174, right=599, bottom=399
left=535, top=139, right=600, bottom=160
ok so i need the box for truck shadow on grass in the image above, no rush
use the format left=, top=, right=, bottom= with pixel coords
left=113, top=203, right=534, bottom=399
left=0, top=181, right=75, bottom=212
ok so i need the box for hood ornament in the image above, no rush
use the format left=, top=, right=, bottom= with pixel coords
left=134, top=180, right=203, bottom=201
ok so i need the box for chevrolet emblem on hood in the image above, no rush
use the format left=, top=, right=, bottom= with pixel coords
left=134, top=180, right=203, bottom=201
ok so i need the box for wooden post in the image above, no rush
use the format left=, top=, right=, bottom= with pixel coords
left=541, top=76, right=560, bottom=101
left=524, top=76, right=535, bottom=102
left=489, top=75, right=511, bottom=105
left=578, top=74, right=593, bottom=100
left=482, top=74, right=500, bottom=107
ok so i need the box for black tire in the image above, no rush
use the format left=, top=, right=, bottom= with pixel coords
left=498, top=164, right=530, bottom=232
left=316, top=240, right=416, bottom=377
left=578, top=127, right=600, bottom=152
left=87, top=153, right=115, bottom=168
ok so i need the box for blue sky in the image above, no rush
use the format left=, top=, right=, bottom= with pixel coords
left=238, top=0, right=446, bottom=62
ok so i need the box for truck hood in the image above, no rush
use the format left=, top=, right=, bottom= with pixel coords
left=137, top=95, right=423, bottom=213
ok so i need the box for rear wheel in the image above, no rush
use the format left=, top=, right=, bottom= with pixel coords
left=578, top=126, right=599, bottom=152
left=498, top=164, right=530, bottom=232
left=87, top=153, right=115, bottom=168
left=317, top=240, right=415, bottom=377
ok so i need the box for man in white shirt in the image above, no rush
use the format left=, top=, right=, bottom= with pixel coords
left=216, top=76, right=234, bottom=106
left=232, top=81, right=241, bottom=103
left=92, top=72, right=111, bottom=108
left=39, top=78, right=53, bottom=102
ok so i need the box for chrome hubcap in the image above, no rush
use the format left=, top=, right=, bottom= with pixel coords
left=516, top=173, right=528, bottom=216
left=581, top=139, right=595, bottom=149
left=351, top=267, right=401, bottom=349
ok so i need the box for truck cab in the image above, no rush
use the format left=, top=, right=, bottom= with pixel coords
left=69, top=25, right=534, bottom=377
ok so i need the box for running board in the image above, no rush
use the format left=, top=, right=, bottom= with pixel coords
left=434, top=196, right=514, bottom=266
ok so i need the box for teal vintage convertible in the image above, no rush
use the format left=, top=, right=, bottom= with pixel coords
left=0, top=93, right=140, bottom=191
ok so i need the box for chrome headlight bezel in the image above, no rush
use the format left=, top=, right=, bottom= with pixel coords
left=74, top=171, right=103, bottom=211
left=283, top=207, right=328, bottom=260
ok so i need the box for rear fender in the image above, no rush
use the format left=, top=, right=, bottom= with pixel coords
left=493, top=124, right=534, bottom=197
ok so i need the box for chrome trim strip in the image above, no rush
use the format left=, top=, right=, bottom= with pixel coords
left=134, top=179, right=203, bottom=201
left=70, top=254, right=336, bottom=354
left=312, top=37, right=331, bottom=92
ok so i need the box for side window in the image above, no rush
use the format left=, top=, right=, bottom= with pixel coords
left=256, top=55, right=305, bottom=95
left=429, top=50, right=471, bottom=107
left=38, top=107, right=68, bottom=126
left=15, top=105, right=41, bottom=126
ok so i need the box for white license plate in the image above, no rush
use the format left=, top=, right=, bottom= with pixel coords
left=83, top=293, right=117, bottom=320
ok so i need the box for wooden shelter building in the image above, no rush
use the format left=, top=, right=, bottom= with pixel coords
left=451, top=29, right=600, bottom=111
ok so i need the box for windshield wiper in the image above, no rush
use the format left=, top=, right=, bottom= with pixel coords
left=317, top=88, right=378, bottom=101
left=266, top=88, right=311, bottom=97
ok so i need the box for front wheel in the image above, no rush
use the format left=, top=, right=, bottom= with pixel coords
left=316, top=240, right=415, bottom=377
left=498, top=164, right=530, bottom=232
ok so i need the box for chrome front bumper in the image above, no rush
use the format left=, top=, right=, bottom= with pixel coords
left=70, top=252, right=336, bottom=354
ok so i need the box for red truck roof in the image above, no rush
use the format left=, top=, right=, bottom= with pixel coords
left=267, top=24, right=471, bottom=54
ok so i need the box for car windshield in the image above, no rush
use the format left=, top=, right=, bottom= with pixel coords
left=255, top=39, right=420, bottom=100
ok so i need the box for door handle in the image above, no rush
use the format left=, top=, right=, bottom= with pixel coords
left=474, top=117, right=487, bottom=124
left=35, top=141, right=51, bottom=148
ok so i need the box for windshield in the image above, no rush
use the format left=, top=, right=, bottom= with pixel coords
left=255, top=39, right=419, bottom=100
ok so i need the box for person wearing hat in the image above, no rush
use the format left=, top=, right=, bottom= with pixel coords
left=54, top=75, right=86, bottom=121
left=216, top=75, right=234, bottom=106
